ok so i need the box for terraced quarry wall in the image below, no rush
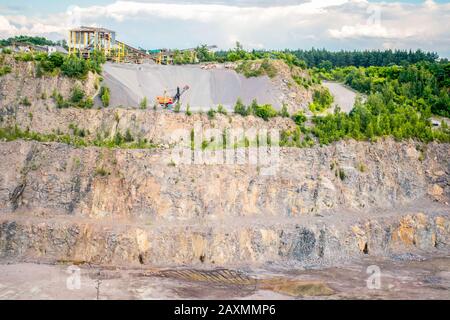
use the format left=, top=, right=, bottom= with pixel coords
left=0, top=139, right=448, bottom=267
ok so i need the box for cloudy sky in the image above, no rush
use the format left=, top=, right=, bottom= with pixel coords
left=0, top=0, right=449, bottom=57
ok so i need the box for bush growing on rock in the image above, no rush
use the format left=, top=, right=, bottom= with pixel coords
left=234, top=98, right=248, bottom=116
left=207, top=108, right=216, bottom=119
left=217, top=104, right=227, bottom=115
left=140, top=97, right=148, bottom=109
left=309, top=88, right=334, bottom=113
left=61, top=55, right=89, bottom=78
left=292, top=111, right=307, bottom=125
left=70, top=86, right=85, bottom=104
left=0, top=65, right=11, bottom=77
left=100, top=86, right=110, bottom=108
left=124, top=129, right=134, bottom=142
left=186, top=104, right=192, bottom=116
left=253, top=103, right=277, bottom=121
left=279, top=104, right=290, bottom=117
left=20, top=97, right=31, bottom=106
left=174, top=101, right=181, bottom=113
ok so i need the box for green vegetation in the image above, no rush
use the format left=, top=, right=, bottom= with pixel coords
left=337, top=168, right=346, bottom=181
left=195, top=45, right=440, bottom=70
left=61, top=55, right=88, bottom=78
left=69, top=123, right=88, bottom=138
left=186, top=104, right=192, bottom=116
left=320, top=63, right=450, bottom=118
left=14, top=52, right=34, bottom=62
left=234, top=98, right=248, bottom=116
left=279, top=104, right=290, bottom=118
left=309, top=88, right=334, bottom=113
left=174, top=101, right=181, bottom=113
left=3, top=48, right=105, bottom=79
left=20, top=97, right=31, bottom=106
left=236, top=58, right=278, bottom=78
left=0, top=36, right=62, bottom=47
left=95, top=167, right=110, bottom=177
left=140, top=96, right=148, bottom=109
left=312, top=95, right=450, bottom=145
left=252, top=103, right=278, bottom=121
left=0, top=125, right=157, bottom=149
left=357, top=162, right=366, bottom=173
left=292, top=75, right=314, bottom=89
left=292, top=110, right=307, bottom=125
left=70, top=86, right=85, bottom=104
left=124, top=129, right=134, bottom=143
left=52, top=87, right=93, bottom=109
left=207, top=108, right=216, bottom=119
left=217, top=104, right=228, bottom=115
left=233, top=98, right=278, bottom=121
left=289, top=48, right=439, bottom=68
left=0, top=65, right=11, bottom=76
left=100, top=86, right=110, bottom=108
left=173, top=50, right=196, bottom=65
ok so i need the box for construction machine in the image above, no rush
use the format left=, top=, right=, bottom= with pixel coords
left=156, top=85, right=190, bottom=108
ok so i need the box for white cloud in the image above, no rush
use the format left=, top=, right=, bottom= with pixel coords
left=329, top=24, right=414, bottom=39
left=328, top=0, right=450, bottom=42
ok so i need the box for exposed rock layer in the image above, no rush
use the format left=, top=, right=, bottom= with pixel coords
left=0, top=140, right=448, bottom=267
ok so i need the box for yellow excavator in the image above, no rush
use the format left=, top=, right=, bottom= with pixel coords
left=156, top=85, right=190, bottom=108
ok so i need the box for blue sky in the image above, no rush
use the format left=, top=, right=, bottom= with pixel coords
left=1, top=0, right=449, bottom=57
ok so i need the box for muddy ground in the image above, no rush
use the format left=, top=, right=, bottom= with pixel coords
left=0, top=254, right=448, bottom=300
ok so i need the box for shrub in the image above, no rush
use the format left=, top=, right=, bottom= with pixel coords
left=114, top=131, right=123, bottom=145
left=20, top=97, right=32, bottom=106
left=15, top=52, right=34, bottom=62
left=87, top=50, right=106, bottom=74
left=338, top=169, right=346, bottom=181
left=309, top=88, right=334, bottom=113
left=279, top=103, right=290, bottom=117
left=70, top=86, right=85, bottom=104
left=186, top=104, right=192, bottom=116
left=357, top=162, right=366, bottom=173
left=124, top=129, right=134, bottom=142
left=0, top=65, right=11, bottom=77
left=253, top=103, right=277, bottom=121
left=174, top=101, right=181, bottom=113
left=83, top=97, right=94, bottom=109
left=234, top=98, right=248, bottom=116
left=35, top=63, right=44, bottom=77
left=100, top=86, right=110, bottom=108
left=207, top=108, right=216, bottom=119
left=69, top=123, right=87, bottom=137
left=140, top=96, right=148, bottom=109
left=217, top=104, right=228, bottom=115
left=292, top=111, right=307, bottom=125
left=53, top=91, right=68, bottom=109
left=48, top=53, right=65, bottom=68
left=260, top=59, right=277, bottom=78
left=95, top=167, right=110, bottom=177
left=248, top=99, right=258, bottom=115
left=61, top=55, right=88, bottom=78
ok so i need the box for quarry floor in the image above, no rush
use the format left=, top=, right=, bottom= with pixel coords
left=0, top=255, right=448, bottom=300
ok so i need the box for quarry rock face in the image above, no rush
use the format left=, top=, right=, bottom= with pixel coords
left=3, top=104, right=297, bottom=147
left=0, top=139, right=448, bottom=267
left=0, top=56, right=98, bottom=107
